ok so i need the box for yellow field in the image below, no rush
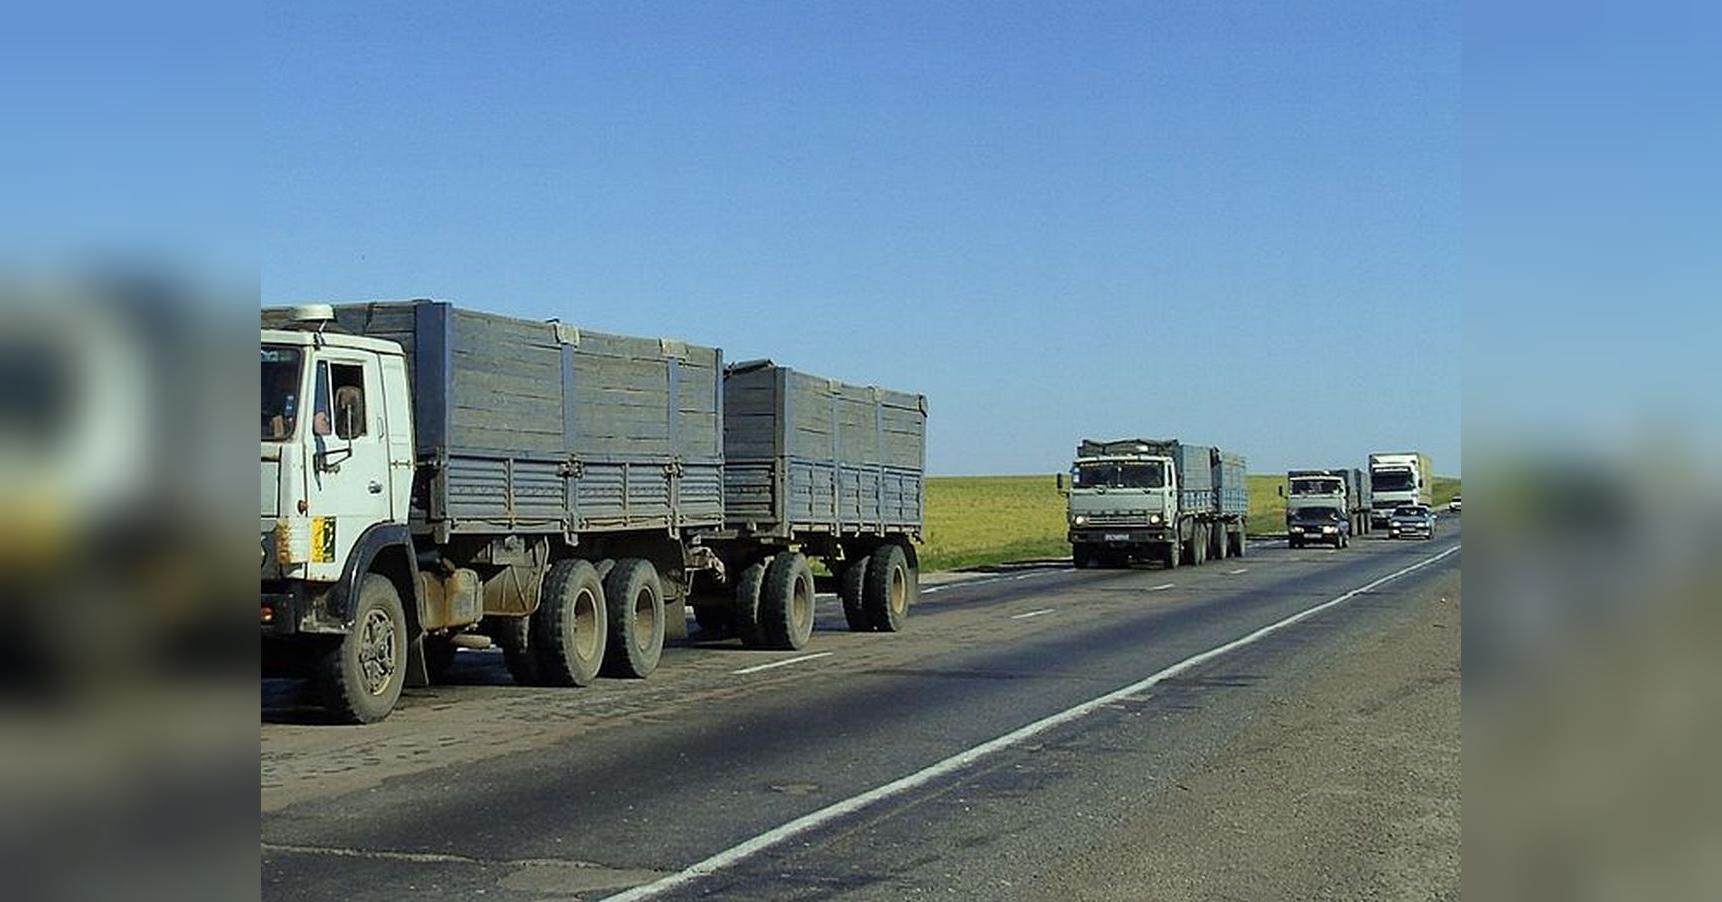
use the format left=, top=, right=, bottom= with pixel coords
left=921, top=475, right=1069, bottom=572
left=921, top=473, right=1461, bottom=571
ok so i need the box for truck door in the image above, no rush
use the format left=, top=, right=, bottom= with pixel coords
left=301, top=352, right=393, bottom=582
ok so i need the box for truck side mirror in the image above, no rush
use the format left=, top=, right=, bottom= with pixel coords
left=1277, top=485, right=1285, bottom=497
left=1055, top=473, right=1068, bottom=494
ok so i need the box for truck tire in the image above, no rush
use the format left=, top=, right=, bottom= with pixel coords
left=531, top=559, right=607, bottom=687
left=864, top=544, right=913, bottom=632
left=733, top=558, right=771, bottom=645
left=494, top=616, right=542, bottom=686
left=1192, top=525, right=1206, bottom=566
left=758, top=552, right=817, bottom=650
left=1165, top=539, right=1180, bottom=569
left=315, top=573, right=408, bottom=724
left=601, top=559, right=665, bottom=678
left=839, top=553, right=872, bottom=632
left=1234, top=528, right=1247, bottom=557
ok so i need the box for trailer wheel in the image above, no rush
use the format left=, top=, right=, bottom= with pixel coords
left=864, top=544, right=913, bottom=632
left=758, top=552, right=817, bottom=650
left=1191, top=525, right=1206, bottom=566
left=601, top=559, right=665, bottom=678
left=315, top=573, right=408, bottom=724
left=1233, top=528, right=1247, bottom=557
left=733, top=558, right=771, bottom=646
left=839, top=553, right=872, bottom=632
left=532, top=559, right=608, bottom=687
left=495, top=616, right=542, bottom=686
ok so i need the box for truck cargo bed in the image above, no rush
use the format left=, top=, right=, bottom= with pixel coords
left=723, top=361, right=926, bottom=540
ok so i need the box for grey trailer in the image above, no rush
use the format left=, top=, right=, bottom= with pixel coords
left=695, top=360, right=927, bottom=650
left=262, top=299, right=724, bottom=695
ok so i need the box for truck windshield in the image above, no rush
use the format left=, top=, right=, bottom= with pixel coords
left=262, top=346, right=303, bottom=440
left=1074, top=461, right=1166, bottom=489
left=1372, top=469, right=1415, bottom=493
left=1290, top=478, right=1343, bottom=495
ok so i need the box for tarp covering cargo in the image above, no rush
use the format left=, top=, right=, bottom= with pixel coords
left=264, top=300, right=723, bottom=536
left=723, top=360, right=926, bottom=539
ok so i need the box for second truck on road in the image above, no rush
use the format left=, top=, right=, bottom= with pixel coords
left=1062, top=438, right=1248, bottom=569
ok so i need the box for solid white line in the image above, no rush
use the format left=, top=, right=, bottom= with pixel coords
left=603, top=543, right=1460, bottom=902
left=1009, top=608, right=1055, bottom=620
left=729, top=652, right=833, bottom=675
left=922, top=586, right=945, bottom=595
left=1150, top=583, right=1175, bottom=591
left=1228, top=568, right=1248, bottom=575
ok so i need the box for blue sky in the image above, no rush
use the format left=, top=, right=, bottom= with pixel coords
left=264, top=1, right=1460, bottom=476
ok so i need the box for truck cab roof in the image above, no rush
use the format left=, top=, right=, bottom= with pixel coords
left=261, top=327, right=405, bottom=357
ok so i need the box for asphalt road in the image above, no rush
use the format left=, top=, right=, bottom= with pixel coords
left=263, top=520, right=1462, bottom=901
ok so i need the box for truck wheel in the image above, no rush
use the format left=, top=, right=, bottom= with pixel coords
left=316, top=574, right=408, bottom=724
left=1072, top=543, right=1093, bottom=569
left=759, top=552, right=817, bottom=650
left=494, top=616, right=542, bottom=686
left=1235, top=529, right=1247, bottom=557
left=864, top=544, right=913, bottom=632
left=601, top=559, right=665, bottom=678
left=839, top=553, right=872, bottom=632
left=1192, top=526, right=1206, bottom=566
left=1165, top=539, right=1181, bottom=569
left=733, top=558, right=771, bottom=646
left=532, top=559, right=608, bottom=687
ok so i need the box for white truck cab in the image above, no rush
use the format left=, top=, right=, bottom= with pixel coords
left=262, top=306, right=423, bottom=721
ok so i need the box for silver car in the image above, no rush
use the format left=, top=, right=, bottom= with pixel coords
left=1388, top=504, right=1436, bottom=540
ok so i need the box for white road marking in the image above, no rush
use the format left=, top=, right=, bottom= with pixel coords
left=604, top=543, right=1460, bottom=902
left=1009, top=608, right=1055, bottom=620
left=1150, top=583, right=1175, bottom=591
left=922, top=586, right=946, bottom=595
left=1228, top=568, right=1248, bottom=575
left=729, top=652, right=833, bottom=675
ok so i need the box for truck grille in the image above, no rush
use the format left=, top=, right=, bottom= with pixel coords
left=1081, top=511, right=1151, bottom=527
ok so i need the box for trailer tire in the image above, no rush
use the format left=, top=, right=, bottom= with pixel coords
left=839, top=553, right=872, bottom=632
left=601, top=559, right=665, bottom=679
left=532, top=559, right=608, bottom=687
left=758, top=552, right=817, bottom=650
left=733, top=558, right=771, bottom=646
left=315, top=573, right=408, bottom=724
left=1234, top=528, right=1247, bottom=557
left=1192, top=525, right=1206, bottom=566
left=864, top=544, right=912, bottom=632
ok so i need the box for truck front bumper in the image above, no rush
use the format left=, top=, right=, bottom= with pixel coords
left=261, top=581, right=345, bottom=636
left=1069, top=527, right=1171, bottom=546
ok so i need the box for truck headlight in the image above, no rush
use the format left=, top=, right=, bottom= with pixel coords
left=1322, top=526, right=1338, bottom=534
left=1289, top=526, right=1303, bottom=533
left=1149, top=513, right=1163, bottom=525
left=1073, top=514, right=1088, bottom=526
